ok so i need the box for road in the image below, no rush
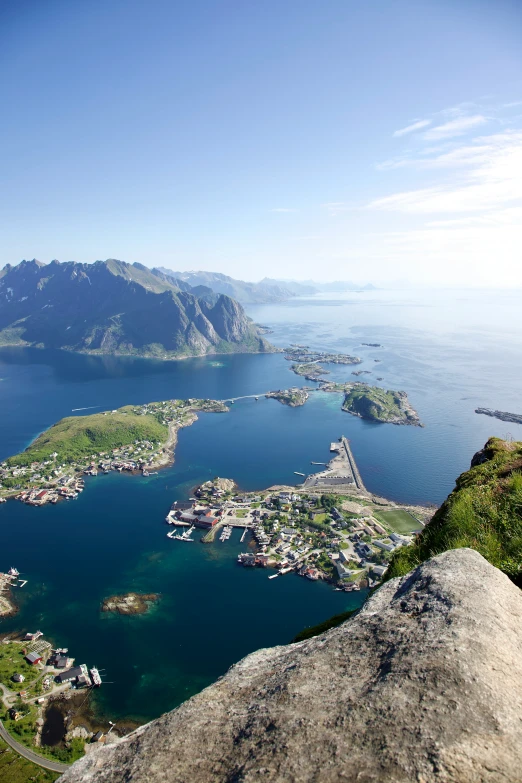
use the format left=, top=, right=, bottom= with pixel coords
left=0, top=717, right=70, bottom=773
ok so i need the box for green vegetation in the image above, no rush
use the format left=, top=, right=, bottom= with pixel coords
left=7, top=411, right=167, bottom=468
left=292, top=609, right=358, bottom=643
left=290, top=363, right=326, bottom=379
left=386, top=438, right=522, bottom=585
left=2, top=705, right=83, bottom=766
left=0, top=644, right=42, bottom=689
left=373, top=509, right=422, bottom=534
left=342, top=385, right=420, bottom=425
left=0, top=737, right=59, bottom=783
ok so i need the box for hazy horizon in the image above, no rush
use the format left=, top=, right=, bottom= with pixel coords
left=2, top=1, right=522, bottom=286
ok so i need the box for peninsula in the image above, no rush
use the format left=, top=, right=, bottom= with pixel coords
left=0, top=570, right=18, bottom=617
left=475, top=407, right=522, bottom=425
left=0, top=398, right=228, bottom=504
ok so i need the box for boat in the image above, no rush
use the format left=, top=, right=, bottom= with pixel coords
left=268, top=573, right=279, bottom=579
left=89, top=667, right=102, bottom=687
left=8, top=567, right=19, bottom=577
left=294, top=472, right=305, bottom=477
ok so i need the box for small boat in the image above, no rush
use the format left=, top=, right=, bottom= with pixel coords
left=268, top=573, right=279, bottom=579
left=294, top=472, right=305, bottom=477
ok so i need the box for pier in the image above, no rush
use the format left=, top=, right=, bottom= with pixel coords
left=341, top=436, right=366, bottom=491
left=303, top=436, right=367, bottom=493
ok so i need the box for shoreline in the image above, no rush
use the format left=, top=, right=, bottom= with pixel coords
left=0, top=341, right=282, bottom=363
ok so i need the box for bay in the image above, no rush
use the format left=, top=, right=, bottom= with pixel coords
left=1, top=286, right=521, bottom=724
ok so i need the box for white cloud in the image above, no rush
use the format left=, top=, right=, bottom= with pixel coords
left=368, top=130, right=522, bottom=214
left=393, top=119, right=432, bottom=137
left=270, top=207, right=297, bottom=213
left=423, top=114, right=487, bottom=140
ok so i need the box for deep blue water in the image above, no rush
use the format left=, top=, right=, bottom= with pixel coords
left=0, top=287, right=521, bottom=723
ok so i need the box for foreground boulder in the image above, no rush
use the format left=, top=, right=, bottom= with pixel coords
left=60, top=549, right=522, bottom=783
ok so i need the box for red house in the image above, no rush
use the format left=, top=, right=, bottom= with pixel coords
left=194, top=516, right=218, bottom=529
left=25, top=651, right=43, bottom=665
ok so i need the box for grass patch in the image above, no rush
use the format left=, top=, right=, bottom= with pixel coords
left=0, top=737, right=59, bottom=783
left=0, top=643, right=42, bottom=690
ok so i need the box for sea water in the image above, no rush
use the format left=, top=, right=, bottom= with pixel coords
left=0, top=287, right=521, bottom=721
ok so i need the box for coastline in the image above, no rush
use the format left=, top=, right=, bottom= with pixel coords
left=0, top=573, right=18, bottom=618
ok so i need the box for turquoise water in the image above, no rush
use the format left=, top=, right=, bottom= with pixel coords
left=1, top=287, right=521, bottom=722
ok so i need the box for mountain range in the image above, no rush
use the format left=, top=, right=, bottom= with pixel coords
left=0, top=259, right=274, bottom=358
left=158, top=269, right=375, bottom=304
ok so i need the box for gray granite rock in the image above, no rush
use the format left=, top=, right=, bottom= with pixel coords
left=59, top=549, right=522, bottom=783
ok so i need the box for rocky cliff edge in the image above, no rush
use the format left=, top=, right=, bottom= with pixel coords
left=59, top=548, right=522, bottom=783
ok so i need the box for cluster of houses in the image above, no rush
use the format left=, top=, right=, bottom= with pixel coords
left=0, top=438, right=164, bottom=506
left=7, top=632, right=102, bottom=702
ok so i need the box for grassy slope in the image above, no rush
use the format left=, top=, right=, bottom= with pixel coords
left=6, top=411, right=168, bottom=467
left=0, top=738, right=58, bottom=783
left=386, top=437, right=522, bottom=585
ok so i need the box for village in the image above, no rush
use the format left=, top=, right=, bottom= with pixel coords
left=165, top=443, right=426, bottom=591
left=0, top=617, right=111, bottom=766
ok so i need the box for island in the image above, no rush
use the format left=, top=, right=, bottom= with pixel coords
left=265, top=389, right=309, bottom=407
left=290, top=363, right=328, bottom=381
left=341, top=385, right=422, bottom=426
left=475, top=407, right=522, bottom=425
left=101, top=593, right=160, bottom=615
left=284, top=346, right=361, bottom=366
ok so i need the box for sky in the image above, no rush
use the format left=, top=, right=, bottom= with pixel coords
left=1, top=0, right=522, bottom=286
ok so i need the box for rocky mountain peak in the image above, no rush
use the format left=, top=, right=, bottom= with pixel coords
left=59, top=548, right=522, bottom=783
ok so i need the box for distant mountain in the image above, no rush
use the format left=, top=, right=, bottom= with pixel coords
left=264, top=278, right=376, bottom=293
left=156, top=269, right=376, bottom=302
left=156, top=269, right=298, bottom=304
left=0, top=259, right=274, bottom=358
left=259, top=278, right=319, bottom=295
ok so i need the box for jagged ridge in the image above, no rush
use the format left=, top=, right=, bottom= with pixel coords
left=0, top=259, right=274, bottom=358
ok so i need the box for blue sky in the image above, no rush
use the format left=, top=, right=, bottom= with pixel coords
left=1, top=0, right=522, bottom=285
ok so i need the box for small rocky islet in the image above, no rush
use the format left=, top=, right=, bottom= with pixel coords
left=101, top=592, right=160, bottom=615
